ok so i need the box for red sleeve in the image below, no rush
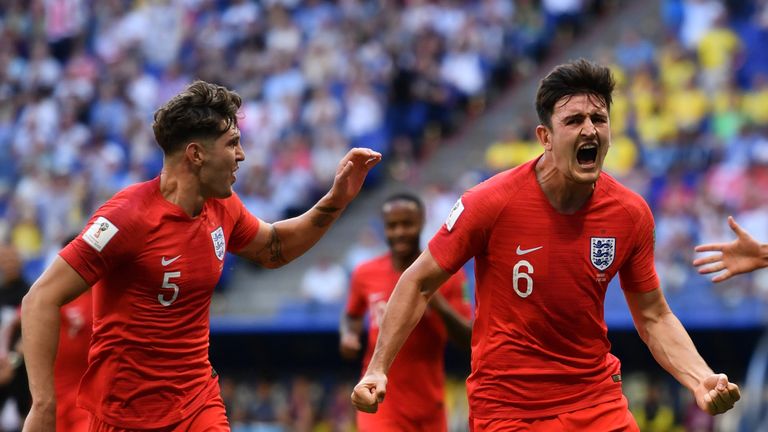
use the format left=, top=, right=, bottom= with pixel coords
left=428, top=186, right=499, bottom=275
left=59, top=197, right=140, bottom=286
left=619, top=199, right=660, bottom=293
left=225, top=192, right=261, bottom=253
left=439, top=268, right=472, bottom=319
left=345, top=266, right=368, bottom=317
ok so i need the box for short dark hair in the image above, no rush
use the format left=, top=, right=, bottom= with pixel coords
left=535, top=59, right=615, bottom=129
left=152, top=80, right=242, bottom=154
left=382, top=192, right=424, bottom=213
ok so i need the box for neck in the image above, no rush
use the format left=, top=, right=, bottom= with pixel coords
left=159, top=158, right=206, bottom=217
left=535, top=155, right=595, bottom=214
left=391, top=250, right=421, bottom=272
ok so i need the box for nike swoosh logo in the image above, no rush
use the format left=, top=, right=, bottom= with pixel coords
left=516, top=246, right=543, bottom=255
left=161, top=255, right=181, bottom=266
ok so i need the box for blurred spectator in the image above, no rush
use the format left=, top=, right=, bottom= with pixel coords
left=300, top=256, right=348, bottom=306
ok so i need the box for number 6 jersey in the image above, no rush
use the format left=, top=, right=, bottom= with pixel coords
left=428, top=157, right=659, bottom=420
left=59, top=176, right=260, bottom=428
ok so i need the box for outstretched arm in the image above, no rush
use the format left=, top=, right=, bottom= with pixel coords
left=21, top=257, right=90, bottom=431
left=693, top=216, right=768, bottom=282
left=351, top=249, right=451, bottom=413
left=237, top=148, right=381, bottom=268
left=624, top=288, right=740, bottom=415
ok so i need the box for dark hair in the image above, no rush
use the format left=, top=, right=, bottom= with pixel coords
left=152, top=80, right=242, bottom=154
left=535, top=59, right=615, bottom=129
left=382, top=192, right=424, bottom=213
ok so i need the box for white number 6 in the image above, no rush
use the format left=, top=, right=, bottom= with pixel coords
left=159, top=271, right=181, bottom=306
left=513, top=260, right=533, bottom=298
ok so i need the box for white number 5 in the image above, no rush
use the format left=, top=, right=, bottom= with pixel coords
left=513, top=260, right=533, bottom=298
left=159, top=271, right=181, bottom=306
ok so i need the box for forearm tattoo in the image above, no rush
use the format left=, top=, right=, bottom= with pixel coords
left=268, top=225, right=287, bottom=264
left=311, top=206, right=340, bottom=228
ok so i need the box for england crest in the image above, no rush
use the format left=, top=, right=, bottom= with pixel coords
left=590, top=237, right=615, bottom=271
left=211, top=227, right=225, bottom=261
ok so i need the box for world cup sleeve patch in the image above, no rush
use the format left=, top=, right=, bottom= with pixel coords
left=445, top=198, right=464, bottom=232
left=82, top=216, right=119, bottom=252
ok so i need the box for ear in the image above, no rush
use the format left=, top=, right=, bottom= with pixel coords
left=185, top=142, right=206, bottom=166
left=535, top=125, right=552, bottom=151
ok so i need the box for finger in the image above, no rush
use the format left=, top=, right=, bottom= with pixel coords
left=692, top=254, right=723, bottom=267
left=694, top=244, right=725, bottom=253
left=728, top=216, right=746, bottom=237
left=697, top=262, right=725, bottom=274
left=337, top=160, right=354, bottom=179
left=727, top=383, right=741, bottom=402
left=716, top=374, right=728, bottom=391
left=376, top=383, right=387, bottom=403
left=711, top=270, right=733, bottom=283
left=706, top=389, right=723, bottom=414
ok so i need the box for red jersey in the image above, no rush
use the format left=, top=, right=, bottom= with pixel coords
left=429, top=158, right=659, bottom=419
left=346, top=254, right=471, bottom=429
left=55, top=289, right=93, bottom=429
left=59, top=177, right=260, bottom=428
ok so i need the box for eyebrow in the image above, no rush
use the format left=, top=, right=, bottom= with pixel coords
left=561, top=111, right=607, bottom=123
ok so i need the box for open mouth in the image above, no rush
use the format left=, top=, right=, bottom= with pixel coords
left=576, top=144, right=598, bottom=166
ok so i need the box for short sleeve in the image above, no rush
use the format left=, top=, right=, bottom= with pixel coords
left=619, top=200, right=660, bottom=293
left=59, top=198, right=139, bottom=286
left=225, top=193, right=261, bottom=253
left=428, top=187, right=498, bottom=275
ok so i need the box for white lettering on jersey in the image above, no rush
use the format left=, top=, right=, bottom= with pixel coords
left=445, top=198, right=464, bottom=232
left=82, top=216, right=119, bottom=252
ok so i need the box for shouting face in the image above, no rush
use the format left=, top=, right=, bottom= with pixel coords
left=537, top=93, right=611, bottom=185
left=198, top=124, right=245, bottom=199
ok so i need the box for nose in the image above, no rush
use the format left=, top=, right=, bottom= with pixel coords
left=580, top=119, right=597, bottom=137
left=236, top=144, right=245, bottom=162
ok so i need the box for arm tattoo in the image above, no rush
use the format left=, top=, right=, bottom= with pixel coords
left=268, top=225, right=287, bottom=264
left=311, top=206, right=340, bottom=228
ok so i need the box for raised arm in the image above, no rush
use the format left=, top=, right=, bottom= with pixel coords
left=237, top=148, right=381, bottom=268
left=351, top=249, right=450, bottom=413
left=624, top=288, right=740, bottom=415
left=21, top=257, right=90, bottom=431
left=693, top=216, right=768, bottom=282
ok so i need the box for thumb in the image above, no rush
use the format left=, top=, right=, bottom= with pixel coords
left=728, top=216, right=745, bottom=237
left=716, top=374, right=728, bottom=391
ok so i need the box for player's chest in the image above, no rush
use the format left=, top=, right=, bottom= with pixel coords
left=128, top=217, right=231, bottom=304
left=486, top=213, right=634, bottom=290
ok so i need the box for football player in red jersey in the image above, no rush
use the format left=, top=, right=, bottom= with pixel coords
left=694, top=216, right=768, bottom=282
left=21, top=81, right=381, bottom=432
left=341, top=193, right=471, bottom=432
left=352, top=60, right=740, bottom=431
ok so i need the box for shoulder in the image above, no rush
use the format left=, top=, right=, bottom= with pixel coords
left=95, top=179, right=160, bottom=228
left=353, top=254, right=390, bottom=276
left=598, top=173, right=652, bottom=221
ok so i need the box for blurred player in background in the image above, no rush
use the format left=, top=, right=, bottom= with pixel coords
left=693, top=216, right=768, bottom=281
left=340, top=193, right=471, bottom=432
left=352, top=59, right=740, bottom=431
left=21, top=81, right=381, bottom=431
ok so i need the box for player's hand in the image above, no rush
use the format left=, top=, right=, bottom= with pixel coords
left=339, top=333, right=362, bottom=360
left=693, top=216, right=766, bottom=282
left=351, top=371, right=387, bottom=413
left=693, top=373, right=740, bottom=415
left=328, top=148, right=382, bottom=207
left=22, top=402, right=56, bottom=432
